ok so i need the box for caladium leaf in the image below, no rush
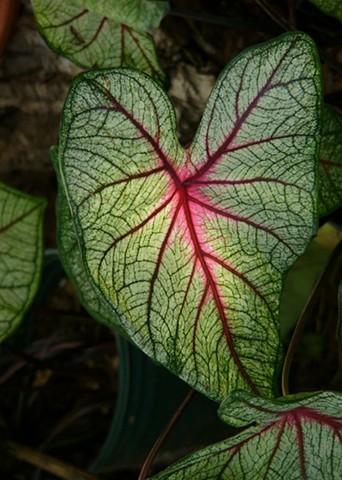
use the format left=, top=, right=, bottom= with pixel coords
left=70, top=0, right=169, bottom=31
left=339, top=281, right=342, bottom=349
left=51, top=146, right=127, bottom=337
left=0, top=183, right=45, bottom=342
left=150, top=390, right=342, bottom=480
left=58, top=32, right=321, bottom=401
left=32, top=0, right=167, bottom=84
left=308, top=0, right=342, bottom=23
left=318, top=104, right=342, bottom=217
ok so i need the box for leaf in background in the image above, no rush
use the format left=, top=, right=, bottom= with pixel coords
left=318, top=104, right=342, bottom=217
left=75, top=0, right=170, bottom=31
left=58, top=33, right=321, bottom=401
left=308, top=0, right=342, bottom=23
left=32, top=0, right=167, bottom=85
left=339, top=281, right=342, bottom=349
left=150, top=390, right=342, bottom=480
left=51, top=146, right=127, bottom=337
left=279, top=222, right=342, bottom=341
left=0, top=184, right=45, bottom=342
left=278, top=237, right=331, bottom=341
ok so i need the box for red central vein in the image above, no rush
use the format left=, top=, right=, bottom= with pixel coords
left=179, top=187, right=259, bottom=394
left=185, top=40, right=297, bottom=185
left=188, top=194, right=293, bottom=253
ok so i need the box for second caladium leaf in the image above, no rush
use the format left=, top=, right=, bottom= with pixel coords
left=318, top=104, right=342, bottom=217
left=58, top=32, right=321, bottom=401
left=73, top=0, right=170, bottom=31
left=151, top=390, right=342, bottom=480
left=33, top=0, right=167, bottom=84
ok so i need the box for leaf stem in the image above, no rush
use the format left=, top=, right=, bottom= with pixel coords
left=281, top=240, right=342, bottom=396
left=138, top=389, right=196, bottom=480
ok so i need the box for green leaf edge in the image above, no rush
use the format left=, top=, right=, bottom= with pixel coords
left=51, top=146, right=128, bottom=337
left=0, top=182, right=46, bottom=342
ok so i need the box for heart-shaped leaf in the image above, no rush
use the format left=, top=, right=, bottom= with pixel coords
left=33, top=0, right=167, bottom=84
left=0, top=183, right=46, bottom=342
left=318, top=104, right=342, bottom=217
left=58, top=32, right=321, bottom=401
left=150, top=390, right=342, bottom=480
left=51, top=146, right=127, bottom=337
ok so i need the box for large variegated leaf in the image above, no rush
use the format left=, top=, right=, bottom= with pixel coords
left=51, top=146, right=127, bottom=336
left=318, top=104, right=342, bottom=217
left=0, top=184, right=45, bottom=342
left=32, top=0, right=167, bottom=84
left=58, top=32, right=321, bottom=401
left=151, top=390, right=342, bottom=480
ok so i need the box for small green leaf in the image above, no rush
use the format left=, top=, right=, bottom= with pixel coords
left=318, top=104, right=342, bottom=217
left=309, top=0, right=342, bottom=23
left=32, top=0, right=167, bottom=84
left=58, top=32, right=321, bottom=401
left=151, top=390, right=342, bottom=480
left=0, top=183, right=45, bottom=342
left=339, top=281, right=342, bottom=349
left=51, top=147, right=127, bottom=337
